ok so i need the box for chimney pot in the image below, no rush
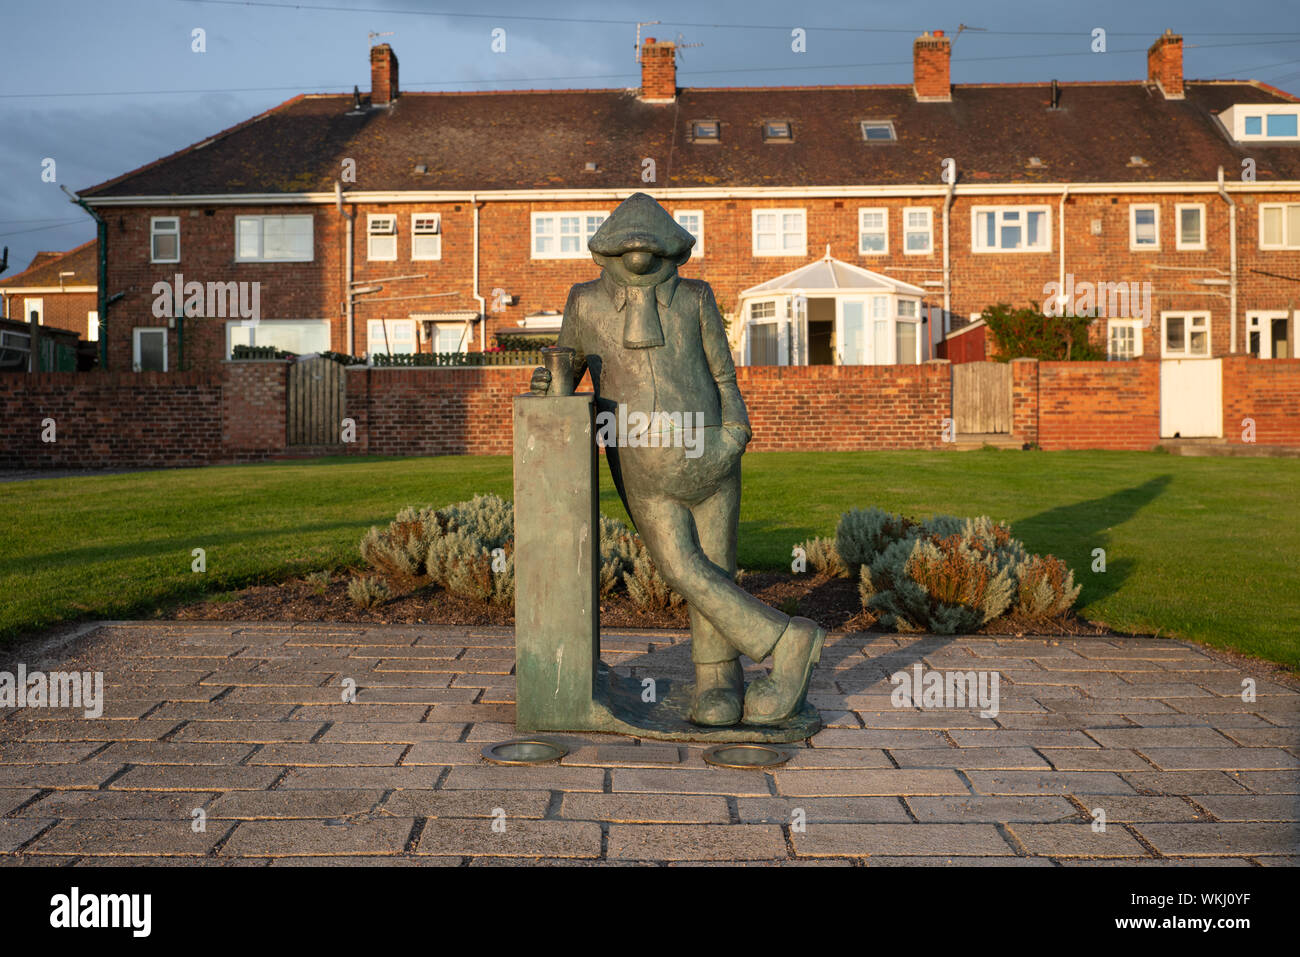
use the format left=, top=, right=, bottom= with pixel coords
left=913, top=30, right=952, bottom=102
left=1147, top=30, right=1183, bottom=99
left=370, top=43, right=399, bottom=106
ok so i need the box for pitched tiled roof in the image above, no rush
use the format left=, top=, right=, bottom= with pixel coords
left=0, top=239, right=97, bottom=288
left=80, top=80, right=1300, bottom=198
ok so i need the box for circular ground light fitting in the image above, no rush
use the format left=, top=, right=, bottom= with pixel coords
left=702, top=743, right=790, bottom=769
left=481, top=739, right=568, bottom=766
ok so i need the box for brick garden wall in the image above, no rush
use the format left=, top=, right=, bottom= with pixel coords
left=1221, top=356, right=1300, bottom=447
left=0, top=361, right=285, bottom=468
left=1033, top=359, right=1161, bottom=451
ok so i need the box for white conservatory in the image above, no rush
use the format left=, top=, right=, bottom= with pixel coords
left=734, top=252, right=929, bottom=366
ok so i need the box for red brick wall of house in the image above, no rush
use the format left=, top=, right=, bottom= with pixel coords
left=1221, top=355, right=1300, bottom=446
left=2, top=291, right=97, bottom=340
left=1033, top=360, right=1161, bottom=451
left=0, top=361, right=285, bottom=468
left=97, top=191, right=1300, bottom=375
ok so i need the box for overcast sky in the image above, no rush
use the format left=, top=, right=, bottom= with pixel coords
left=3, top=0, right=1299, bottom=274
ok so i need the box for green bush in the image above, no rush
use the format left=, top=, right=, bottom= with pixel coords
left=835, top=507, right=919, bottom=576
left=980, top=302, right=1104, bottom=361
left=798, top=536, right=849, bottom=578
left=1011, top=554, right=1082, bottom=622
left=347, top=574, right=390, bottom=608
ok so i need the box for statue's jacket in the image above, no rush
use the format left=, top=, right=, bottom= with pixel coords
left=557, top=271, right=753, bottom=506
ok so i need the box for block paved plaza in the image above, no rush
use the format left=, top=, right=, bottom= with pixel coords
left=0, top=622, right=1296, bottom=866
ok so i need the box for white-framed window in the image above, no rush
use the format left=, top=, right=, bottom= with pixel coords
left=225, top=319, right=329, bottom=357
left=1230, top=105, right=1300, bottom=141
left=861, top=120, right=896, bottom=141
left=132, top=327, right=167, bottom=372
left=858, top=208, right=888, bottom=255
left=367, top=215, right=397, bottom=261
left=763, top=120, right=793, bottom=141
left=1259, top=203, right=1300, bottom=250
left=1130, top=204, right=1160, bottom=250
left=752, top=209, right=806, bottom=256
left=412, top=213, right=442, bottom=260
left=87, top=310, right=98, bottom=342
left=1107, top=318, right=1144, bottom=360
left=971, top=206, right=1050, bottom=252
left=747, top=300, right=780, bottom=365
left=1161, top=311, right=1211, bottom=358
left=150, top=216, right=180, bottom=263
left=896, top=320, right=920, bottom=365
left=1175, top=204, right=1205, bottom=251
left=903, top=207, right=933, bottom=255
left=235, top=215, right=314, bottom=262
left=531, top=211, right=608, bottom=259
left=691, top=119, right=720, bottom=141
left=432, top=322, right=467, bottom=354
left=22, top=298, right=43, bottom=325
left=1246, top=311, right=1289, bottom=359
left=367, top=318, right=416, bottom=356
left=674, top=210, right=704, bottom=259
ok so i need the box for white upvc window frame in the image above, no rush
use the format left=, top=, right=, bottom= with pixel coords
left=858, top=207, right=888, bottom=255
left=87, top=310, right=99, bottom=342
left=745, top=299, right=781, bottom=365
left=367, top=214, right=398, bottom=261
left=224, top=318, right=330, bottom=358
left=150, top=216, right=180, bottom=264
left=1233, top=106, right=1300, bottom=142
left=1129, top=204, right=1161, bottom=251
left=1161, top=311, right=1211, bottom=359
left=22, top=297, right=43, bottom=325
left=903, top=207, right=934, bottom=255
left=431, top=322, right=468, bottom=355
left=530, top=211, right=608, bottom=259
left=971, top=205, right=1051, bottom=253
left=366, top=318, right=417, bottom=356
left=132, top=326, right=168, bottom=372
left=1175, top=203, right=1206, bottom=251
left=1259, top=203, right=1300, bottom=250
left=411, top=213, right=442, bottom=261
left=751, top=208, right=806, bottom=257
left=1106, top=318, right=1144, bottom=360
left=1245, top=310, right=1288, bottom=359
left=861, top=120, right=897, bottom=141
left=673, top=209, right=704, bottom=259
left=234, top=214, right=314, bottom=263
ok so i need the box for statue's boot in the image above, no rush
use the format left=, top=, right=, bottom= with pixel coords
left=743, top=616, right=826, bottom=726
left=690, top=660, right=744, bottom=726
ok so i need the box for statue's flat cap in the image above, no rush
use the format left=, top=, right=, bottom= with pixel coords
left=588, top=192, right=696, bottom=257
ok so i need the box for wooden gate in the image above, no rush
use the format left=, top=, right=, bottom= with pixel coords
left=287, top=356, right=346, bottom=446
left=952, top=361, right=1012, bottom=434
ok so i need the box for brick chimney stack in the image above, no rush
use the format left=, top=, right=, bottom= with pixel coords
left=371, top=43, right=399, bottom=106
left=639, top=37, right=676, bottom=102
left=1147, top=30, right=1184, bottom=99
left=913, top=30, right=952, bottom=102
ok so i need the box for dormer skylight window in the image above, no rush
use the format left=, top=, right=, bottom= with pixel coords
left=1219, top=104, right=1300, bottom=142
left=692, top=120, right=720, bottom=141
left=861, top=120, right=896, bottom=141
left=763, top=120, right=793, bottom=141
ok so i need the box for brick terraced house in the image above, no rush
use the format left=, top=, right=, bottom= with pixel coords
left=0, top=239, right=99, bottom=343
left=71, top=30, right=1300, bottom=442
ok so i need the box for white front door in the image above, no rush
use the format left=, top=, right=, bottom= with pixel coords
left=1160, top=359, right=1222, bottom=438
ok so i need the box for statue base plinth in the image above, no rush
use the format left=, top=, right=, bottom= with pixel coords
left=516, top=660, right=821, bottom=744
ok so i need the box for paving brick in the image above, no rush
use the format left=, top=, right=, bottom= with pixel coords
left=173, top=721, right=326, bottom=743
left=775, top=769, right=968, bottom=797
left=865, top=855, right=1055, bottom=866
left=736, top=796, right=910, bottom=823
left=1237, top=770, right=1300, bottom=793
left=0, top=762, right=124, bottom=790
left=276, top=767, right=444, bottom=789
left=1085, top=727, right=1237, bottom=748
left=891, top=747, right=1050, bottom=770
left=1122, top=771, right=1251, bottom=795
left=966, top=770, right=1135, bottom=795
left=0, top=819, right=51, bottom=852
left=247, top=743, right=405, bottom=767
left=442, top=764, right=604, bottom=792
left=22, top=790, right=218, bottom=820
left=1189, top=794, right=1300, bottom=821
left=150, top=703, right=296, bottom=722
left=1040, top=748, right=1156, bottom=772
left=26, top=819, right=231, bottom=857
left=809, top=729, right=948, bottom=749
left=905, top=796, right=1078, bottom=823
left=0, top=743, right=103, bottom=764
left=15, top=719, right=183, bottom=742
left=208, top=789, right=386, bottom=819
left=612, top=768, right=772, bottom=796
left=1071, top=795, right=1208, bottom=822
left=0, top=788, right=40, bottom=815
left=267, top=855, right=458, bottom=866
left=1139, top=748, right=1299, bottom=771
left=221, top=818, right=416, bottom=857
left=1007, top=823, right=1150, bottom=858
left=560, top=793, right=731, bottom=823
left=948, top=730, right=1099, bottom=748
left=793, top=823, right=1014, bottom=857
left=381, top=789, right=551, bottom=819
left=109, top=765, right=282, bottom=791
left=559, top=745, right=684, bottom=768
left=97, top=742, right=256, bottom=765
left=416, top=819, right=601, bottom=858
left=608, top=824, right=787, bottom=860
left=289, top=704, right=431, bottom=723
left=1134, top=822, right=1300, bottom=856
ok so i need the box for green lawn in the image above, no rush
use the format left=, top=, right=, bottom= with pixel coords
left=2, top=451, right=1297, bottom=669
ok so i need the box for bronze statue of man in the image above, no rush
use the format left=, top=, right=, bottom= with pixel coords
left=530, top=192, right=824, bottom=727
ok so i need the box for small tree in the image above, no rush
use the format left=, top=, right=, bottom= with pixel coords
left=980, top=303, right=1103, bottom=361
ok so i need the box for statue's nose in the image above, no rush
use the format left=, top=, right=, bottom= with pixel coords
left=623, top=250, right=657, bottom=274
